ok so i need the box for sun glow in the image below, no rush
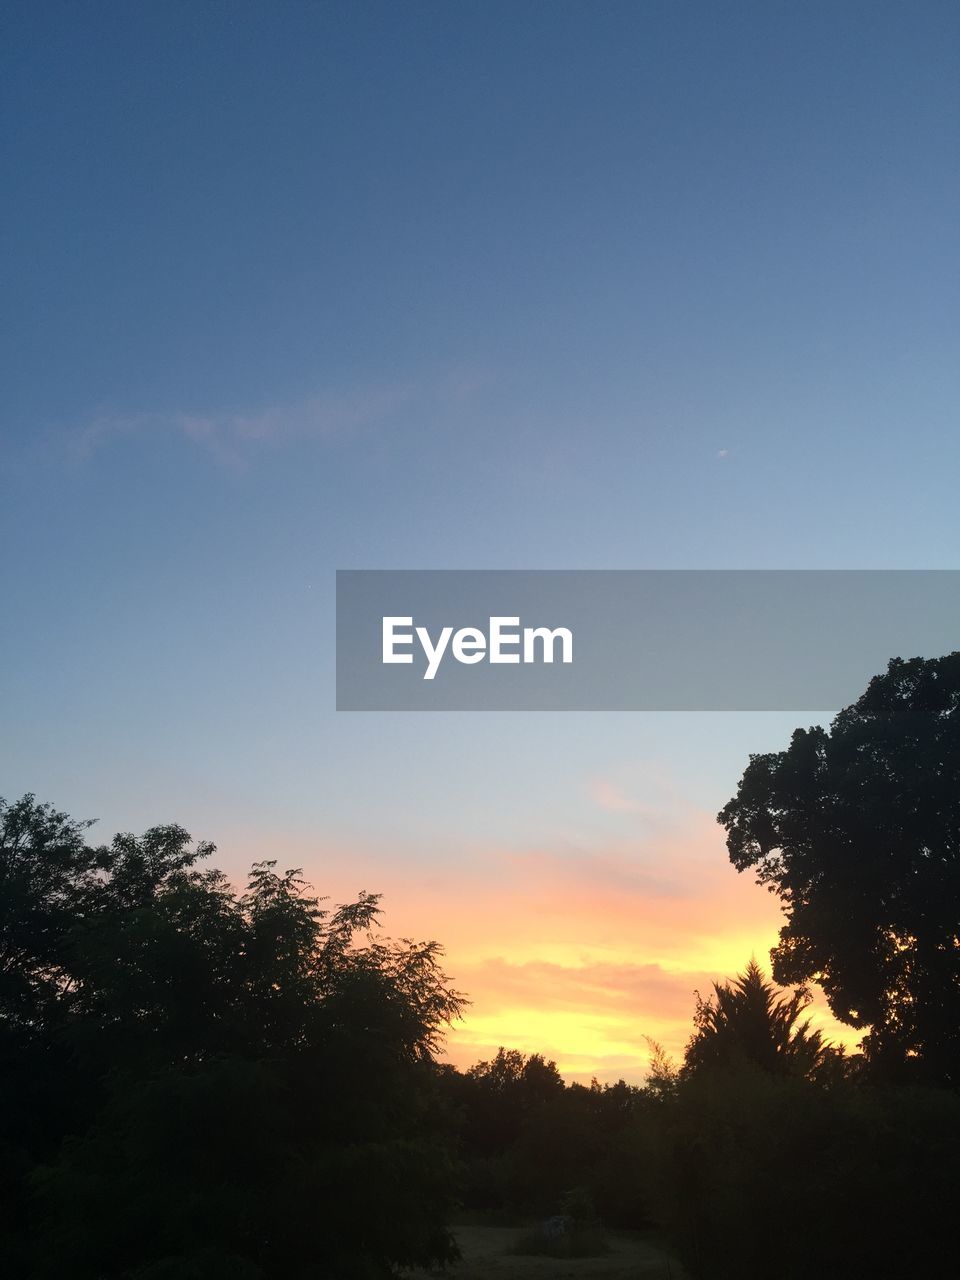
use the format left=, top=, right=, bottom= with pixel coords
left=220, top=811, right=859, bottom=1085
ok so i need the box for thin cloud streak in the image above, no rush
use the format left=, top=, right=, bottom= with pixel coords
left=66, top=365, right=494, bottom=468
left=69, top=385, right=416, bottom=468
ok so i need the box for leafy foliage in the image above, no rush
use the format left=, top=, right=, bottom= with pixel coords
left=719, top=654, right=960, bottom=1082
left=0, top=794, right=464, bottom=1278
left=683, top=959, right=834, bottom=1080
left=643, top=1068, right=960, bottom=1280
left=443, top=1048, right=653, bottom=1227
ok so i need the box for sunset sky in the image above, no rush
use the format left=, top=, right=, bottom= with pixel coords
left=3, top=3, right=958, bottom=1081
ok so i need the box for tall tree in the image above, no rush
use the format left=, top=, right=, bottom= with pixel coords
left=719, top=653, right=960, bottom=1082
left=683, top=960, right=830, bottom=1079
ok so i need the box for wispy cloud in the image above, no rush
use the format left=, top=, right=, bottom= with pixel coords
left=586, top=759, right=685, bottom=819
left=456, top=955, right=705, bottom=1019
left=444, top=949, right=855, bottom=1083
left=69, top=385, right=416, bottom=468
left=588, top=778, right=641, bottom=813
left=443, top=956, right=709, bottom=1080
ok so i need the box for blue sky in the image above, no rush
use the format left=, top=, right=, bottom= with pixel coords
left=2, top=2, right=958, bottom=1075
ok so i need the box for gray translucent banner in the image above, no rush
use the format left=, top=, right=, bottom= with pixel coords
left=336, top=570, right=960, bottom=711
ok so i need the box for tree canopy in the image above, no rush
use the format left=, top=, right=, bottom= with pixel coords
left=0, top=794, right=465, bottom=1278
left=719, top=653, right=960, bottom=1083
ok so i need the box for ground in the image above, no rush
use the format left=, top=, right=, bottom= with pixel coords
left=410, top=1223, right=689, bottom=1280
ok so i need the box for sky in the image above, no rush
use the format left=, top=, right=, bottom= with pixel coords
left=2, top=1, right=959, bottom=1080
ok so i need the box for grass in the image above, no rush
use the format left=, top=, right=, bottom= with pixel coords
left=408, top=1222, right=688, bottom=1279
left=510, top=1222, right=609, bottom=1258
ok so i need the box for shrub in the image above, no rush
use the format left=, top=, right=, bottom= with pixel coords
left=642, top=1067, right=960, bottom=1280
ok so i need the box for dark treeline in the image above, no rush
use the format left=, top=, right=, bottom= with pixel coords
left=3, top=654, right=959, bottom=1277
left=440, top=974, right=960, bottom=1278
left=0, top=796, right=465, bottom=1279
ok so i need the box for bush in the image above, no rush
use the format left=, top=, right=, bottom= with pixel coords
left=510, top=1187, right=609, bottom=1259
left=642, top=1067, right=960, bottom=1280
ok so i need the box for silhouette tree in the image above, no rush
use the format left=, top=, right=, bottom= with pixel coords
left=445, top=1049, right=650, bottom=1226
left=467, top=1047, right=565, bottom=1100
left=460, top=1048, right=565, bottom=1156
left=683, top=960, right=831, bottom=1079
left=0, top=794, right=99, bottom=1034
left=719, top=653, right=960, bottom=1082
left=0, top=794, right=465, bottom=1278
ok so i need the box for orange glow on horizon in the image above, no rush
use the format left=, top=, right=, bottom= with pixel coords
left=217, top=809, right=859, bottom=1084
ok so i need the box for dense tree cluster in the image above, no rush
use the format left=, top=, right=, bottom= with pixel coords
left=644, top=1053, right=960, bottom=1280
left=443, top=964, right=960, bottom=1280
left=0, top=795, right=464, bottom=1278
left=439, top=1047, right=652, bottom=1228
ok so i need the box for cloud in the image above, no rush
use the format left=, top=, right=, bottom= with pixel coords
left=444, top=949, right=856, bottom=1082
left=588, top=779, right=640, bottom=813
left=442, top=956, right=707, bottom=1079
left=212, top=814, right=856, bottom=1083
left=586, top=760, right=686, bottom=820
left=69, top=385, right=415, bottom=468
left=456, top=955, right=704, bottom=1020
